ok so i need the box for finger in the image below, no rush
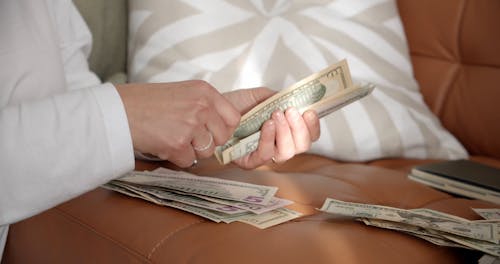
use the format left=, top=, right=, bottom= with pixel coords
left=272, top=110, right=295, bottom=163
left=191, top=128, right=215, bottom=159
left=211, top=90, right=241, bottom=132
left=233, top=119, right=276, bottom=169
left=223, top=87, right=276, bottom=114
left=285, top=107, right=311, bottom=154
left=244, top=87, right=276, bottom=112
left=159, top=144, right=197, bottom=168
left=303, top=110, right=321, bottom=141
left=203, top=108, right=233, bottom=146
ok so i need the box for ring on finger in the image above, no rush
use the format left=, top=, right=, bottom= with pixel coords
left=193, top=132, right=214, bottom=152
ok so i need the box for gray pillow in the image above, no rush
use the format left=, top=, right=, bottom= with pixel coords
left=73, top=0, right=128, bottom=83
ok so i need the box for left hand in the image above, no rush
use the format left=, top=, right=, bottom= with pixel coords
left=223, top=87, right=321, bottom=169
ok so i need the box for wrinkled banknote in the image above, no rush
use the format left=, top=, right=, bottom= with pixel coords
left=118, top=170, right=277, bottom=205
left=320, top=197, right=498, bottom=243
left=320, top=197, right=500, bottom=257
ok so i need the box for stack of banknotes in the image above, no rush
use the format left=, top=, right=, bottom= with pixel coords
left=215, top=59, right=374, bottom=165
left=103, top=167, right=301, bottom=229
left=320, top=197, right=500, bottom=261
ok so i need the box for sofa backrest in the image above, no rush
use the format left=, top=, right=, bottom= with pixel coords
left=74, top=0, right=500, bottom=159
left=398, top=0, right=500, bottom=159
left=73, top=0, right=128, bottom=83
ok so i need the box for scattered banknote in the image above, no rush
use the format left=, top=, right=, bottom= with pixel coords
left=117, top=169, right=277, bottom=205
left=214, top=59, right=375, bottom=164
left=479, top=254, right=500, bottom=264
left=103, top=167, right=301, bottom=229
left=473, top=208, right=500, bottom=263
left=474, top=209, right=500, bottom=221
left=319, top=197, right=500, bottom=258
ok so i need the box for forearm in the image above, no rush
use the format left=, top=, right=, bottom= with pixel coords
left=0, top=84, right=134, bottom=225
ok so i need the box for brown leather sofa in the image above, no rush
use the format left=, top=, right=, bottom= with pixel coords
left=3, top=0, right=500, bottom=263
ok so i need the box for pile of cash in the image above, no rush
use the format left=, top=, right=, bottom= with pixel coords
left=320, top=198, right=500, bottom=261
left=214, top=59, right=374, bottom=165
left=103, top=167, right=301, bottom=229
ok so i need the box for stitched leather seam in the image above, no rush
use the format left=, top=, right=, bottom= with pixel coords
left=147, top=220, right=205, bottom=260
left=53, top=207, right=151, bottom=263
left=409, top=53, right=460, bottom=115
left=411, top=53, right=500, bottom=69
left=435, top=0, right=466, bottom=117
left=456, top=0, right=467, bottom=63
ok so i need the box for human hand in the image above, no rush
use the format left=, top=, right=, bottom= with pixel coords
left=223, top=88, right=321, bottom=169
left=116, top=81, right=240, bottom=167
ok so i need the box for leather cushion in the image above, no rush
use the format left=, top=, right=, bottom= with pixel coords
left=398, top=0, right=500, bottom=158
left=5, top=156, right=496, bottom=263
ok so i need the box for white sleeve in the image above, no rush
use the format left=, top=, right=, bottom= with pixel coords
left=48, top=0, right=102, bottom=90
left=0, top=84, right=134, bottom=225
left=0, top=0, right=135, bottom=226
left=0, top=225, right=6, bottom=262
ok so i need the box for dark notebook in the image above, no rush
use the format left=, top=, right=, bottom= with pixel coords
left=412, top=159, right=500, bottom=192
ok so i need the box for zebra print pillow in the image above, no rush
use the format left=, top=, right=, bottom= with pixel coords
left=128, top=0, right=467, bottom=161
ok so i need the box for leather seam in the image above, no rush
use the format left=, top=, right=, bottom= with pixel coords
left=456, top=0, right=467, bottom=63
left=147, top=219, right=205, bottom=260
left=411, top=53, right=500, bottom=69
left=53, top=207, right=152, bottom=263
left=435, top=0, right=466, bottom=117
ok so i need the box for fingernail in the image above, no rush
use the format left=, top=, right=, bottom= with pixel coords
left=274, top=111, right=286, bottom=124
left=266, top=120, right=275, bottom=127
left=287, top=107, right=300, bottom=120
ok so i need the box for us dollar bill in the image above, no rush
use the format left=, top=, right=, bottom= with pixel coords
left=232, top=208, right=302, bottom=229
left=361, top=218, right=444, bottom=239
left=361, top=218, right=468, bottom=248
left=117, top=170, right=277, bottom=205
left=104, top=168, right=301, bottom=228
left=442, top=233, right=500, bottom=257
left=474, top=209, right=500, bottom=221
left=112, top=181, right=248, bottom=215
left=319, top=198, right=498, bottom=243
left=103, top=182, right=226, bottom=222
left=151, top=167, right=294, bottom=214
left=186, top=194, right=293, bottom=215
left=214, top=60, right=374, bottom=164
left=479, top=254, right=500, bottom=264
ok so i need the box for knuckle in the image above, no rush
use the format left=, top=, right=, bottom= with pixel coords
left=172, top=136, right=191, bottom=151
left=280, top=150, right=295, bottom=161
left=193, top=80, right=214, bottom=93
left=195, top=99, right=210, bottom=112
left=184, top=117, right=199, bottom=128
left=228, top=113, right=241, bottom=128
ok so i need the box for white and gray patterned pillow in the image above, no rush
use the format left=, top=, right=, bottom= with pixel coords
left=128, top=0, right=467, bottom=161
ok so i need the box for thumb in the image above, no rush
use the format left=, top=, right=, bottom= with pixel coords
left=224, top=87, right=276, bottom=114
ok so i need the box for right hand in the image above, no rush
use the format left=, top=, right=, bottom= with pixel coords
left=116, top=80, right=240, bottom=167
